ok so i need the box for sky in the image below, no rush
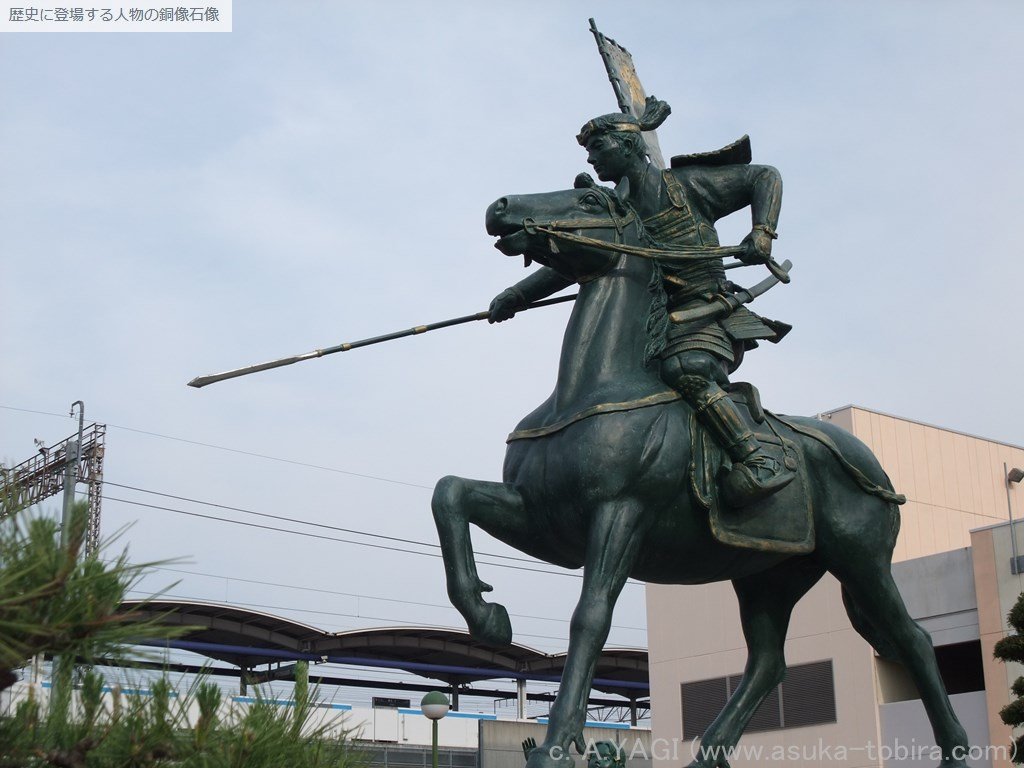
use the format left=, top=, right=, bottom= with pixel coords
left=2, top=1, right=1023, bottom=713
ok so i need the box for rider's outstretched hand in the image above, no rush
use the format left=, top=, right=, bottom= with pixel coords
left=488, top=287, right=526, bottom=323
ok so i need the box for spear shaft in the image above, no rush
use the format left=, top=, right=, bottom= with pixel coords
left=187, top=294, right=577, bottom=389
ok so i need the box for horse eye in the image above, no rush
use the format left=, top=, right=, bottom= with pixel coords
left=580, top=193, right=600, bottom=207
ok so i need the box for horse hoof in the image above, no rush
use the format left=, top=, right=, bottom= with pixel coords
left=470, top=602, right=512, bottom=645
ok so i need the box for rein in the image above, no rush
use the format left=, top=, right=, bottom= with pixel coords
left=522, top=188, right=745, bottom=263
left=536, top=225, right=746, bottom=262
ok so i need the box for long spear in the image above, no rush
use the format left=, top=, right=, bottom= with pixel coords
left=187, top=258, right=769, bottom=389
left=186, top=294, right=577, bottom=389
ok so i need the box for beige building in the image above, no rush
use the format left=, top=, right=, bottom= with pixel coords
left=646, top=405, right=1024, bottom=768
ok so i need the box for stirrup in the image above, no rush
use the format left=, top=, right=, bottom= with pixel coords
left=721, top=459, right=795, bottom=508
left=745, top=453, right=783, bottom=474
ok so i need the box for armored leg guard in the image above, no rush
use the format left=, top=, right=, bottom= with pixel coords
left=677, top=376, right=795, bottom=507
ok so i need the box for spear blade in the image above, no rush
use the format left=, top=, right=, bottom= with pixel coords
left=187, top=353, right=317, bottom=389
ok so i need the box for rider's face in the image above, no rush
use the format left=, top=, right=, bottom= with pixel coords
left=585, top=134, right=632, bottom=182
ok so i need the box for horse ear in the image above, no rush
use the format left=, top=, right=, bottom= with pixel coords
left=612, top=177, right=631, bottom=214
left=609, top=190, right=628, bottom=216
left=614, top=176, right=631, bottom=201
left=574, top=172, right=597, bottom=189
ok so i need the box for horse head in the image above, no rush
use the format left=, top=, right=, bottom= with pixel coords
left=485, top=174, right=640, bottom=282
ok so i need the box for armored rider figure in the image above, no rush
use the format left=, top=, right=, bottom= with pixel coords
left=489, top=98, right=795, bottom=508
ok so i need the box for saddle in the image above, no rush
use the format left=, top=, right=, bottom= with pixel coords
left=689, top=383, right=815, bottom=554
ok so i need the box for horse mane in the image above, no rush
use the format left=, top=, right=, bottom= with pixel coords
left=644, top=260, right=668, bottom=364
left=595, top=186, right=667, bottom=365
left=575, top=176, right=669, bottom=365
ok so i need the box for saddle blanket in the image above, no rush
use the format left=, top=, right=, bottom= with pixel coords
left=690, top=384, right=814, bottom=554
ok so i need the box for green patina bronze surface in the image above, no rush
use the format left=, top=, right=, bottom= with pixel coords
left=586, top=741, right=627, bottom=768
left=432, top=21, right=970, bottom=768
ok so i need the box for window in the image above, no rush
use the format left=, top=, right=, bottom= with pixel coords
left=935, top=641, right=984, bottom=695
left=681, top=659, right=835, bottom=739
left=681, top=677, right=729, bottom=740
left=876, top=640, right=985, bottom=703
left=781, top=660, right=837, bottom=727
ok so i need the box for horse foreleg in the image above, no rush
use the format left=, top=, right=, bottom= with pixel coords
left=528, top=500, right=645, bottom=768
left=690, top=558, right=825, bottom=768
left=431, top=475, right=530, bottom=646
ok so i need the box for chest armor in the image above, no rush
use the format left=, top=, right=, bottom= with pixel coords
left=643, top=171, right=725, bottom=296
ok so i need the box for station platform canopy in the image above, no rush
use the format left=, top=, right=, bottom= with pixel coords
left=121, top=599, right=649, bottom=696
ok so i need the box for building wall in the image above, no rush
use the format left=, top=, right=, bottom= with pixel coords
left=890, top=548, right=978, bottom=647
left=647, top=574, right=879, bottom=768
left=878, top=692, right=990, bottom=768
left=971, top=522, right=1024, bottom=766
left=819, top=406, right=1024, bottom=562
left=883, top=548, right=993, bottom=767
left=647, top=406, right=1024, bottom=768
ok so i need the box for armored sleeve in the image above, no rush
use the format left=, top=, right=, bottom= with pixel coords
left=678, top=165, right=783, bottom=234
left=507, top=266, right=574, bottom=305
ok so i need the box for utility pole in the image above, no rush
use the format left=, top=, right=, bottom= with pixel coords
left=52, top=401, right=86, bottom=725
left=59, top=401, right=85, bottom=547
left=1, top=401, right=104, bottom=554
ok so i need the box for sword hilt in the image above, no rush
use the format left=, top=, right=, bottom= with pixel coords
left=765, top=257, right=791, bottom=284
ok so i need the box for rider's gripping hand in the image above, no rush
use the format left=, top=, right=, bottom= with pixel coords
left=488, top=287, right=526, bottom=323
left=738, top=225, right=776, bottom=265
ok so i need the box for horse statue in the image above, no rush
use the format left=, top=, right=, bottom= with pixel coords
left=431, top=180, right=970, bottom=768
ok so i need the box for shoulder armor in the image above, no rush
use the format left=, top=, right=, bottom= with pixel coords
left=670, top=135, right=751, bottom=169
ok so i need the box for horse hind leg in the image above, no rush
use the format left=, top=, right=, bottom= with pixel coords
left=689, top=558, right=825, bottom=768
left=826, top=523, right=969, bottom=766
left=431, top=475, right=530, bottom=646
left=841, top=585, right=901, bottom=660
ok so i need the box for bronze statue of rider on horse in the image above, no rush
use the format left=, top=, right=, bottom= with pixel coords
left=489, top=97, right=796, bottom=509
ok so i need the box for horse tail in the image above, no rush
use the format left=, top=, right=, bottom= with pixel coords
left=771, top=413, right=907, bottom=506
left=886, top=498, right=902, bottom=544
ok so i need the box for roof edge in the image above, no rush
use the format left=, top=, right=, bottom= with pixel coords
left=818, top=404, right=1024, bottom=451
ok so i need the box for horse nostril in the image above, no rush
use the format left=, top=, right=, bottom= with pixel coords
left=486, top=197, right=513, bottom=235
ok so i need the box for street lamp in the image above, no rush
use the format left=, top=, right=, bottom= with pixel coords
left=421, top=691, right=450, bottom=768
left=1007, top=465, right=1024, bottom=574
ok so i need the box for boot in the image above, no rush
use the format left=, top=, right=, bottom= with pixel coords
left=721, top=448, right=794, bottom=508
left=683, top=379, right=795, bottom=507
